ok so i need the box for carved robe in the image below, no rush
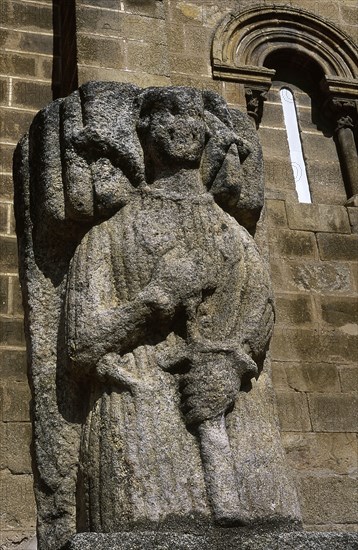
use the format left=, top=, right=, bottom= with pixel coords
left=14, top=83, right=302, bottom=549
left=66, top=188, right=274, bottom=531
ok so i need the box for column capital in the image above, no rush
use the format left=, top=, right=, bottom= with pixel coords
left=244, top=88, right=268, bottom=127
left=320, top=76, right=358, bottom=131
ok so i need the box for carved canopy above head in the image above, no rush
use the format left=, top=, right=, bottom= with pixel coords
left=15, top=82, right=264, bottom=252
left=212, top=5, right=358, bottom=92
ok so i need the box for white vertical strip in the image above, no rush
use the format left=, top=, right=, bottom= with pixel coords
left=280, top=88, right=312, bottom=203
left=8, top=276, right=14, bottom=315
left=8, top=76, right=13, bottom=106
left=7, top=203, right=11, bottom=234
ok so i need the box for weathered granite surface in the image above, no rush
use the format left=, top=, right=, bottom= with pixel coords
left=65, top=530, right=358, bottom=550
left=14, top=83, right=300, bottom=549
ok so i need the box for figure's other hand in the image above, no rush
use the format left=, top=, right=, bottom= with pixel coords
left=180, top=352, right=241, bottom=426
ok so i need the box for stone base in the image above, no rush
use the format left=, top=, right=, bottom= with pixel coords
left=64, top=530, right=358, bottom=549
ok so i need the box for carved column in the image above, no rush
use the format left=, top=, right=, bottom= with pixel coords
left=212, top=63, right=274, bottom=128
left=321, top=77, right=358, bottom=206
left=334, top=104, right=358, bottom=205
left=244, top=88, right=267, bottom=129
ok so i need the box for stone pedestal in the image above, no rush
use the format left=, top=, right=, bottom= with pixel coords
left=64, top=530, right=358, bottom=550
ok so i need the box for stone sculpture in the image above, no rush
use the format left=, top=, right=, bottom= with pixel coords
left=14, top=83, right=301, bottom=549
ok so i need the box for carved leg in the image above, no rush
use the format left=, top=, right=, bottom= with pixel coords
left=198, top=414, right=249, bottom=526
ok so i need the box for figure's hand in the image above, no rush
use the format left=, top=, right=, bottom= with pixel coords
left=180, top=352, right=241, bottom=426
left=139, top=247, right=217, bottom=319
left=138, top=283, right=177, bottom=320
left=159, top=247, right=214, bottom=298
left=96, top=353, right=152, bottom=395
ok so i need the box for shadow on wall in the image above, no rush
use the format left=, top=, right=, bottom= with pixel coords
left=52, top=0, right=78, bottom=99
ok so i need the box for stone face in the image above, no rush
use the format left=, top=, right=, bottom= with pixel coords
left=1, top=381, right=30, bottom=421
left=2, top=422, right=32, bottom=473
left=0, top=349, right=27, bottom=379
left=271, top=328, right=357, bottom=364
left=288, top=261, right=352, bottom=293
left=0, top=317, right=25, bottom=346
left=0, top=471, right=36, bottom=530
left=1, top=0, right=357, bottom=543
left=14, top=82, right=300, bottom=549
left=305, top=160, right=347, bottom=205
left=348, top=207, right=358, bottom=234
left=0, top=236, right=19, bottom=272
left=339, top=366, right=358, bottom=392
left=319, top=296, right=358, bottom=329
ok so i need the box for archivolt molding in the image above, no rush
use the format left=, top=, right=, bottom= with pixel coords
left=212, top=5, right=358, bottom=85
left=212, top=5, right=358, bottom=204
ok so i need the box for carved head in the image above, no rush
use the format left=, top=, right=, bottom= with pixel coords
left=137, top=87, right=207, bottom=175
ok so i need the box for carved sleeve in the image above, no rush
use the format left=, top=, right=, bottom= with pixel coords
left=65, top=222, right=150, bottom=370
left=235, top=226, right=275, bottom=363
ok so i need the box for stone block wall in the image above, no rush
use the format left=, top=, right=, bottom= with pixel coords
left=0, top=0, right=357, bottom=546
left=0, top=0, right=55, bottom=546
left=259, top=79, right=357, bottom=528
left=267, top=199, right=357, bottom=530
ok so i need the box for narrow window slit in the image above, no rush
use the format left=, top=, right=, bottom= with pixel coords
left=280, top=88, right=311, bottom=203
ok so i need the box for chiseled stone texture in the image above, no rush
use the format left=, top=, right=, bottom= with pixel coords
left=265, top=199, right=287, bottom=227
left=270, top=229, right=318, bottom=259
left=348, top=207, right=358, bottom=234
left=65, top=530, right=358, bottom=550
left=3, top=0, right=358, bottom=544
left=283, top=363, right=341, bottom=393
left=281, top=433, right=357, bottom=475
left=297, top=475, right=358, bottom=525
left=317, top=233, right=358, bottom=261
left=308, top=394, right=358, bottom=432
left=14, top=82, right=299, bottom=549
left=275, top=392, right=312, bottom=432
left=0, top=0, right=56, bottom=545
left=339, top=366, right=358, bottom=393
left=270, top=258, right=354, bottom=294
left=285, top=204, right=351, bottom=234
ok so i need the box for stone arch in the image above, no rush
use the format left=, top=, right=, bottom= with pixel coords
left=212, top=5, right=358, bottom=203
left=212, top=5, right=358, bottom=82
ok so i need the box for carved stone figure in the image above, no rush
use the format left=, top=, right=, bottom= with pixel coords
left=14, top=83, right=301, bottom=549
